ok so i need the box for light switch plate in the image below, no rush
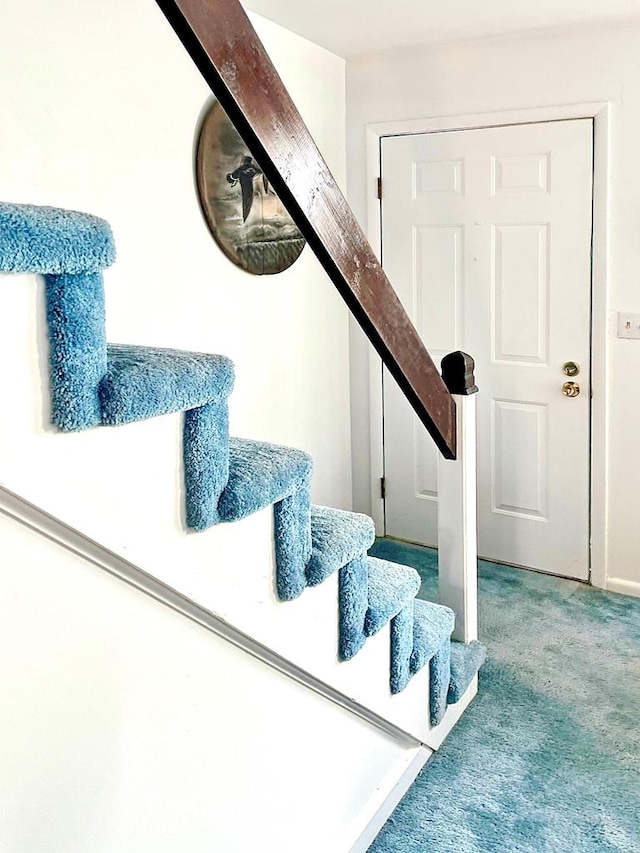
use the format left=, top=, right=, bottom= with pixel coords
left=617, top=312, right=640, bottom=339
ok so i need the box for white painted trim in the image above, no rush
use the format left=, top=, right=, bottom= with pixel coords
left=1, top=487, right=486, bottom=849
left=365, top=102, right=611, bottom=587
left=349, top=675, right=480, bottom=850
left=349, top=746, right=431, bottom=852
left=0, top=482, right=423, bottom=748
left=588, top=105, right=612, bottom=591
left=365, top=101, right=618, bottom=140
left=366, top=124, right=385, bottom=536
left=364, top=118, right=396, bottom=537
left=369, top=354, right=385, bottom=535
left=437, top=394, right=478, bottom=643
left=605, top=577, right=640, bottom=599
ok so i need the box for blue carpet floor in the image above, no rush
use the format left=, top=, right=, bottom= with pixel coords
left=368, top=539, right=640, bottom=853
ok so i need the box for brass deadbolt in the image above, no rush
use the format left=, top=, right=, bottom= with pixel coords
left=562, top=361, right=580, bottom=377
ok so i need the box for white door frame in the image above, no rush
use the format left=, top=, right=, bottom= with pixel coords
left=364, top=102, right=611, bottom=590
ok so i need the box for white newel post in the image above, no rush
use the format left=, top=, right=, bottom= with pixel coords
left=437, top=352, right=479, bottom=644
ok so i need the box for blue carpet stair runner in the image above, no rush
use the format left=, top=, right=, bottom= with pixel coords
left=366, top=557, right=421, bottom=637
left=0, top=200, right=486, bottom=725
left=101, top=344, right=235, bottom=426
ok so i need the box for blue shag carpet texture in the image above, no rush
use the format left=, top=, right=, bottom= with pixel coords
left=101, top=344, right=235, bottom=425
left=218, top=438, right=312, bottom=522
left=183, top=402, right=230, bottom=531
left=390, top=604, right=415, bottom=694
left=45, top=271, right=107, bottom=430
left=368, top=538, right=640, bottom=853
left=0, top=201, right=115, bottom=274
left=410, top=598, right=456, bottom=676
left=306, top=506, right=375, bottom=587
left=217, top=438, right=314, bottom=601
left=365, top=557, right=421, bottom=637
left=272, top=481, right=313, bottom=601
left=339, top=554, right=369, bottom=661
left=448, top=640, right=487, bottom=704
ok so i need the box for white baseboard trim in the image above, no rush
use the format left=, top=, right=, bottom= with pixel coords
left=605, top=577, right=640, bottom=599
left=349, top=746, right=431, bottom=853
left=348, top=679, right=480, bottom=850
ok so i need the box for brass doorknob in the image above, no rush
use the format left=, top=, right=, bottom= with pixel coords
left=562, top=361, right=580, bottom=377
left=562, top=381, right=580, bottom=397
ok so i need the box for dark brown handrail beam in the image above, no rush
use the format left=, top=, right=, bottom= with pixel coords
left=155, top=0, right=456, bottom=458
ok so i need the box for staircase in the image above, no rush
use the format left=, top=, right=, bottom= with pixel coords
left=1, top=6, right=488, bottom=847
left=0, top=200, right=485, bottom=739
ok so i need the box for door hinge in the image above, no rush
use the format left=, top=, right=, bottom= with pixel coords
left=377, top=176, right=382, bottom=200
left=380, top=476, right=386, bottom=499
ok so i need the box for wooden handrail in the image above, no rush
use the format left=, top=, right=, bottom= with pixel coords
left=155, top=0, right=456, bottom=458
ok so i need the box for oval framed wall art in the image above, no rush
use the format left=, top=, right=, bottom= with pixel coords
left=196, top=100, right=306, bottom=275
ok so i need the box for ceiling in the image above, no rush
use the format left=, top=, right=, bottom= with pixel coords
left=245, top=0, right=640, bottom=58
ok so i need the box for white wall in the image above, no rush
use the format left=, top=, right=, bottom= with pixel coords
left=0, top=510, right=415, bottom=853
left=0, top=0, right=351, bottom=510
left=347, top=21, right=640, bottom=593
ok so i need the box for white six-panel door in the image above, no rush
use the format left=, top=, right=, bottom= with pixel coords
left=381, top=119, right=593, bottom=580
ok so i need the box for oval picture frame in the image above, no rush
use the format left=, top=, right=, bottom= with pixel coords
left=196, top=100, right=305, bottom=275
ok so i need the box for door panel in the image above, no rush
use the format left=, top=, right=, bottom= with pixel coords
left=415, top=225, right=463, bottom=350
left=491, top=398, right=548, bottom=519
left=381, top=119, right=593, bottom=580
left=493, top=222, right=549, bottom=363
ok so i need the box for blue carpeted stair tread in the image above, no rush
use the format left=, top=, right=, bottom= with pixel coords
left=410, top=599, right=456, bottom=725
left=448, top=639, right=487, bottom=705
left=0, top=201, right=115, bottom=274
left=430, top=643, right=452, bottom=727
left=306, top=505, right=375, bottom=586
left=410, top=598, right=456, bottom=675
left=365, top=556, right=421, bottom=637
left=100, top=343, right=235, bottom=425
left=338, top=553, right=369, bottom=661
left=218, top=437, right=312, bottom=522
left=273, top=482, right=313, bottom=601
left=390, top=603, right=415, bottom=694
left=390, top=598, right=455, bottom=695
left=183, top=401, right=231, bottom=532
left=45, top=271, right=107, bottom=431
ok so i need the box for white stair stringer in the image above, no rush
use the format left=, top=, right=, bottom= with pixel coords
left=0, top=497, right=432, bottom=853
